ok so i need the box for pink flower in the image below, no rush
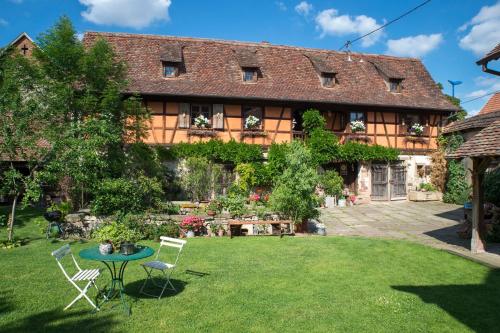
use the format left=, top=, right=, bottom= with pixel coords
left=180, top=216, right=204, bottom=232
left=249, top=194, right=260, bottom=202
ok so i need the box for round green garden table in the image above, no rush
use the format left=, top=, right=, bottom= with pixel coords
left=79, top=245, right=154, bottom=314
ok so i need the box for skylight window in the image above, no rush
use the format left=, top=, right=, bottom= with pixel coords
left=243, top=68, right=258, bottom=82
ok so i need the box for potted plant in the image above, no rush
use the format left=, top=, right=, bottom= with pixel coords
left=350, top=120, right=366, bottom=133
left=319, top=170, right=344, bottom=208
left=180, top=216, right=204, bottom=238
left=244, top=115, right=260, bottom=130
left=93, top=222, right=141, bottom=255
left=337, top=195, right=347, bottom=207
left=209, top=222, right=224, bottom=237
left=206, top=199, right=222, bottom=217
left=194, top=114, right=210, bottom=129
left=410, top=123, right=424, bottom=136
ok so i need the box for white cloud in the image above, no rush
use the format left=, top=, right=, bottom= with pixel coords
left=474, top=76, right=500, bottom=90
left=459, top=2, right=500, bottom=55
left=276, top=1, right=287, bottom=11
left=0, top=18, right=8, bottom=27
left=465, top=89, right=488, bottom=98
left=315, top=9, right=383, bottom=47
left=295, top=1, right=313, bottom=17
left=386, top=33, right=443, bottom=58
left=79, top=0, right=171, bottom=29
left=9, top=0, right=23, bottom=4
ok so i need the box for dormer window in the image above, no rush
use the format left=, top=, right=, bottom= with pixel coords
left=243, top=68, right=258, bottom=82
left=163, top=63, right=179, bottom=78
left=321, top=73, right=336, bottom=88
left=389, top=79, right=402, bottom=93
left=160, top=43, right=183, bottom=78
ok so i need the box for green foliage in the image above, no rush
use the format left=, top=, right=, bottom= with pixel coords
left=267, top=143, right=290, bottom=183
left=92, top=221, right=142, bottom=247
left=180, top=157, right=211, bottom=202
left=337, top=142, right=399, bottom=162
left=443, top=160, right=470, bottom=205
left=302, top=109, right=326, bottom=134
left=320, top=170, right=344, bottom=196
left=221, top=194, right=248, bottom=218
left=484, top=169, right=500, bottom=206
left=235, top=163, right=257, bottom=193
left=269, top=141, right=319, bottom=223
left=438, top=133, right=464, bottom=153
left=118, top=213, right=180, bottom=241
left=169, top=139, right=263, bottom=164
left=47, top=201, right=72, bottom=217
left=419, top=183, right=437, bottom=192
left=91, top=174, right=164, bottom=215
left=437, top=82, right=467, bottom=121
left=306, top=128, right=339, bottom=165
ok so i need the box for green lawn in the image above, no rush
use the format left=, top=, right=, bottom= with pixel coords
left=1, top=207, right=499, bottom=332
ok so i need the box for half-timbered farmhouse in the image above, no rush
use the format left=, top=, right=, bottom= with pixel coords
left=82, top=32, right=459, bottom=202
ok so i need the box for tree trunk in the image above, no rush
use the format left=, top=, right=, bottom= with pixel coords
left=7, top=194, right=18, bottom=242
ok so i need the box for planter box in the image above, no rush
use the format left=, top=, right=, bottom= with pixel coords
left=408, top=191, right=442, bottom=202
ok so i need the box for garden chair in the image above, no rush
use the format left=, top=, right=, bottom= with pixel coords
left=51, top=244, right=103, bottom=311
left=139, top=236, right=186, bottom=299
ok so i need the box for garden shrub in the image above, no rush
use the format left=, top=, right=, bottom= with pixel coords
left=302, top=109, right=326, bottom=134
left=419, top=183, right=437, bottom=192
left=91, top=174, right=164, bottom=215
left=430, top=150, right=447, bottom=192
left=168, top=139, right=262, bottom=164
left=337, top=142, right=399, bottom=162
left=235, top=163, right=257, bottom=194
left=270, top=141, right=319, bottom=224
left=319, top=170, right=344, bottom=196
left=221, top=194, right=247, bottom=218
left=92, top=221, right=142, bottom=247
left=306, top=128, right=339, bottom=166
left=180, top=157, right=225, bottom=201
left=443, top=160, right=470, bottom=205
left=484, top=169, right=500, bottom=206
left=267, top=143, right=290, bottom=183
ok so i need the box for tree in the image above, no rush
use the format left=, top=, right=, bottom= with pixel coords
left=437, top=82, right=467, bottom=121
left=269, top=141, right=319, bottom=228
left=33, top=17, right=150, bottom=209
left=0, top=52, right=56, bottom=242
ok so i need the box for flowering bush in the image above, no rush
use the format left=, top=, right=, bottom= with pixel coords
left=245, top=115, right=260, bottom=129
left=194, top=115, right=210, bottom=129
left=410, top=123, right=424, bottom=136
left=249, top=193, right=260, bottom=202
left=350, top=120, right=366, bottom=133
left=180, top=216, right=204, bottom=232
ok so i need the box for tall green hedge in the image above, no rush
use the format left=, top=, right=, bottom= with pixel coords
left=157, top=139, right=263, bottom=164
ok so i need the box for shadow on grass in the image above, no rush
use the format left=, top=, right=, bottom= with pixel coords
left=393, top=269, right=500, bottom=333
left=0, top=308, right=118, bottom=333
left=0, top=289, right=14, bottom=315
left=125, top=278, right=187, bottom=299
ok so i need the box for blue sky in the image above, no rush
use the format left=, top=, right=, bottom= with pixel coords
left=1, top=0, right=500, bottom=115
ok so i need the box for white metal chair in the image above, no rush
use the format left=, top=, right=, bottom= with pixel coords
left=51, top=244, right=102, bottom=311
left=139, top=236, right=186, bottom=299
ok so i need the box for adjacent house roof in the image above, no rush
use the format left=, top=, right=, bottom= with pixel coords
left=442, top=110, right=500, bottom=134
left=476, top=43, right=500, bottom=66
left=447, top=120, right=500, bottom=158
left=83, top=32, right=458, bottom=111
left=478, top=92, right=500, bottom=115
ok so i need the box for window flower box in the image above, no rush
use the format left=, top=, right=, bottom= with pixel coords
left=349, top=120, right=366, bottom=133
left=194, top=115, right=210, bottom=129
left=241, top=130, right=268, bottom=138
left=187, top=129, right=217, bottom=137
left=244, top=115, right=261, bottom=130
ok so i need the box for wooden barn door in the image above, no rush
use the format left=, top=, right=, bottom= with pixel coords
left=390, top=163, right=406, bottom=200
left=371, top=164, right=388, bottom=200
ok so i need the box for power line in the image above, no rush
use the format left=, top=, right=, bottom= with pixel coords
left=339, top=0, right=432, bottom=51
left=461, top=89, right=500, bottom=104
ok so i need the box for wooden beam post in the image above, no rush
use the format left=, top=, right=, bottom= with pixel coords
left=471, top=157, right=486, bottom=254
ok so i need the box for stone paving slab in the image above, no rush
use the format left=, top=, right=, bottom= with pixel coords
left=320, top=201, right=500, bottom=268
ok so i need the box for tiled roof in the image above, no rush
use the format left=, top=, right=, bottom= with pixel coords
left=479, top=92, right=500, bottom=115
left=442, top=110, right=500, bottom=134
left=83, top=32, right=458, bottom=111
left=476, top=43, right=500, bottom=65
left=447, top=120, right=500, bottom=158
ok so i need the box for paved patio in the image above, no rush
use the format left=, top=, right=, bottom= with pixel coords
left=321, top=201, right=500, bottom=268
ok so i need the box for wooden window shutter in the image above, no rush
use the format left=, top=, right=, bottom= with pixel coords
left=213, top=104, right=224, bottom=129
left=179, top=103, right=190, bottom=128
